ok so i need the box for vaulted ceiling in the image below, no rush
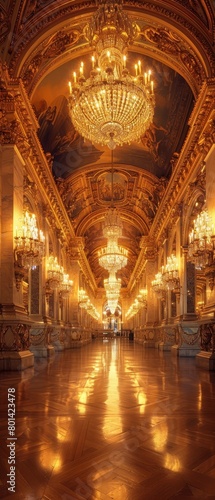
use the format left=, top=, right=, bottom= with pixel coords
left=1, top=0, right=215, bottom=289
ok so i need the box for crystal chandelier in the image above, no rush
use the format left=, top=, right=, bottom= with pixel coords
left=14, top=211, right=45, bottom=269
left=104, top=272, right=121, bottom=314
left=107, top=298, right=119, bottom=314
left=98, top=240, right=128, bottom=273
left=98, top=207, right=128, bottom=273
left=68, top=0, right=155, bottom=149
left=188, top=210, right=215, bottom=270
left=104, top=274, right=121, bottom=294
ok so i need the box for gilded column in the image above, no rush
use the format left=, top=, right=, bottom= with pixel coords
left=0, top=137, right=33, bottom=369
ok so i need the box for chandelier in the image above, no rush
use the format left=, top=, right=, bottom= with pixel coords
left=98, top=240, right=128, bottom=273
left=68, top=0, right=155, bottom=149
left=98, top=207, right=128, bottom=273
left=104, top=274, right=121, bottom=294
left=188, top=210, right=215, bottom=270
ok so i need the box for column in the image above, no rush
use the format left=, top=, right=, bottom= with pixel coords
left=0, top=144, right=34, bottom=370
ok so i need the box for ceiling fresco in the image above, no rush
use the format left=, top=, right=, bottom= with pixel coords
left=30, top=33, right=194, bottom=289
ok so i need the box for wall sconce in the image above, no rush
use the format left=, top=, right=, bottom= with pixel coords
left=79, top=288, right=100, bottom=319
left=152, top=255, right=180, bottom=298
left=125, top=288, right=148, bottom=319
left=59, top=274, right=73, bottom=303
left=162, top=254, right=180, bottom=290
left=14, top=211, right=45, bottom=290
left=188, top=209, right=215, bottom=290
left=151, top=272, right=166, bottom=298
left=188, top=209, right=215, bottom=270
left=46, top=255, right=64, bottom=290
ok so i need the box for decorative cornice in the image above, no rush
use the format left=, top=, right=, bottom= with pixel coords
left=4, top=0, right=214, bottom=96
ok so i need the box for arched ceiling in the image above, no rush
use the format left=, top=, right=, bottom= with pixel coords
left=1, top=0, right=215, bottom=290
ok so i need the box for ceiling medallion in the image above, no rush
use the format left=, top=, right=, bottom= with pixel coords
left=68, top=0, right=155, bottom=149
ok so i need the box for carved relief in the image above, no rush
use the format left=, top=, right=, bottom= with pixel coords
left=0, top=324, right=31, bottom=351
left=142, top=26, right=203, bottom=85
left=43, top=30, right=80, bottom=58
left=0, top=7, right=10, bottom=44
left=200, top=323, right=215, bottom=353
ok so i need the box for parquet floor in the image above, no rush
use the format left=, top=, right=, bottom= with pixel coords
left=1, top=339, right=215, bottom=500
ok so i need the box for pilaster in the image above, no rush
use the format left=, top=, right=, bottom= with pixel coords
left=0, top=144, right=34, bottom=370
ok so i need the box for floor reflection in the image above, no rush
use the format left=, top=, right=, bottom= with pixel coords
left=1, top=339, right=215, bottom=499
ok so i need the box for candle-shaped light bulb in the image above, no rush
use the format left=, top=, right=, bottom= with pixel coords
left=80, top=62, right=84, bottom=75
left=135, top=64, right=138, bottom=76
left=73, top=71, right=77, bottom=83
left=151, top=80, right=154, bottom=93
left=68, top=81, right=72, bottom=94
left=123, top=55, right=127, bottom=68
left=144, top=72, right=147, bottom=85
left=148, top=70, right=151, bottom=82
left=91, top=56, right=95, bottom=69
left=138, top=60, right=141, bottom=74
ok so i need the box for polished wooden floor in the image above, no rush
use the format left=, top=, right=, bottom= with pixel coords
left=1, top=339, right=215, bottom=500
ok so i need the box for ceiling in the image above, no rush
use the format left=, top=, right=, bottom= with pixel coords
left=1, top=0, right=215, bottom=290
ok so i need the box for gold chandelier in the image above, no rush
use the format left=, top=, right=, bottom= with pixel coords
left=68, top=0, right=155, bottom=149
left=98, top=207, right=128, bottom=273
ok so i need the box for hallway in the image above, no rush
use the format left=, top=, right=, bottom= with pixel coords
left=1, top=340, right=215, bottom=500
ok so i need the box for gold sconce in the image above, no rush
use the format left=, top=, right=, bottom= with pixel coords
left=152, top=254, right=180, bottom=297
left=59, top=274, right=73, bottom=297
left=46, top=255, right=64, bottom=290
left=188, top=209, right=215, bottom=290
left=79, top=288, right=100, bottom=320
left=14, top=211, right=45, bottom=290
left=161, top=254, right=180, bottom=291
left=125, top=288, right=147, bottom=320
